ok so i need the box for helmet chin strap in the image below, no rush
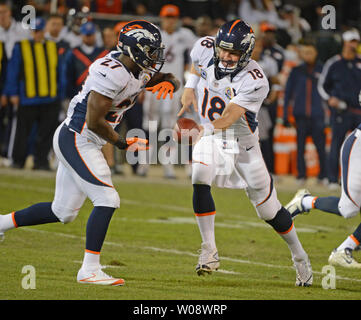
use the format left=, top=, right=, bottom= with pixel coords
left=127, top=46, right=145, bottom=70
left=126, top=46, right=157, bottom=76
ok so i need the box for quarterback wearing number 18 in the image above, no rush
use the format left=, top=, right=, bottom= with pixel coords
left=179, top=19, right=313, bottom=286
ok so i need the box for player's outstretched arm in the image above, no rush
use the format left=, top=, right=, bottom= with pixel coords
left=178, top=64, right=200, bottom=116
left=200, top=102, right=246, bottom=135
left=87, top=91, right=120, bottom=144
left=86, top=91, right=148, bottom=151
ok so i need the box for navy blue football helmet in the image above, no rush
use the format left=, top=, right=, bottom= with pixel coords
left=214, top=19, right=255, bottom=79
left=117, top=20, right=165, bottom=73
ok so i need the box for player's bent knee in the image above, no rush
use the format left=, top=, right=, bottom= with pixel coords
left=192, top=163, right=213, bottom=185
left=247, top=188, right=282, bottom=221
left=51, top=202, right=80, bottom=224
left=92, top=188, right=120, bottom=209
left=338, top=197, right=360, bottom=219
left=339, top=207, right=359, bottom=219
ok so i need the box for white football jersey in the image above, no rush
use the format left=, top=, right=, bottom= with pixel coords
left=161, top=27, right=198, bottom=81
left=65, top=51, right=151, bottom=145
left=190, top=36, right=269, bottom=138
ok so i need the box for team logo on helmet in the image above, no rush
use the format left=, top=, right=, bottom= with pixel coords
left=214, top=19, right=255, bottom=80
left=117, top=20, right=165, bottom=73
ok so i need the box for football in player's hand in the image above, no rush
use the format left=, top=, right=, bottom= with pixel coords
left=173, top=118, right=200, bottom=145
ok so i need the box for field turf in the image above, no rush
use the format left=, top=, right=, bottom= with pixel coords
left=0, top=167, right=360, bottom=301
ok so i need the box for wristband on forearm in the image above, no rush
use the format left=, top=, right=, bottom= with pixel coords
left=184, top=73, right=200, bottom=89
left=114, top=137, right=128, bottom=149
left=162, top=73, right=180, bottom=92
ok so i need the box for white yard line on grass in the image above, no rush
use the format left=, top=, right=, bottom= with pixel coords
left=0, top=181, right=338, bottom=234
left=21, top=227, right=361, bottom=283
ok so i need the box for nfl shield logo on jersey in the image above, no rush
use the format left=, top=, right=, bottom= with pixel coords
left=225, top=87, right=234, bottom=100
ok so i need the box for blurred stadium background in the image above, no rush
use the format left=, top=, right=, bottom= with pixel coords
left=1, top=0, right=361, bottom=300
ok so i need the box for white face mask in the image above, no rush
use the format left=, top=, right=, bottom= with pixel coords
left=217, top=60, right=238, bottom=73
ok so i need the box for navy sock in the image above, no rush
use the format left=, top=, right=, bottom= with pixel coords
left=314, top=197, right=341, bottom=216
left=14, top=202, right=59, bottom=227
left=266, top=207, right=293, bottom=233
left=352, top=223, right=361, bottom=244
left=192, top=184, right=215, bottom=214
left=85, top=206, right=115, bottom=253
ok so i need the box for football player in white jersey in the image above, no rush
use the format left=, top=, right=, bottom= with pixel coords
left=138, top=4, right=198, bottom=178
left=0, top=20, right=180, bottom=286
left=286, top=118, right=361, bottom=269
left=178, top=20, right=312, bottom=286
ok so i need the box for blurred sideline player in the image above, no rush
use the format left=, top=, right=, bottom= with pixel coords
left=178, top=20, right=312, bottom=286
left=0, top=21, right=180, bottom=286
left=286, top=93, right=361, bottom=269
left=138, top=4, right=197, bottom=179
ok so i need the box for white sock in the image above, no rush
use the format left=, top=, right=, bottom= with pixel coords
left=301, top=196, right=317, bottom=211
left=279, top=224, right=308, bottom=261
left=0, top=213, right=17, bottom=232
left=195, top=214, right=216, bottom=249
left=337, top=235, right=359, bottom=251
left=81, top=250, right=101, bottom=271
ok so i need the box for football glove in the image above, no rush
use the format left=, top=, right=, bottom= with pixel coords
left=114, top=137, right=149, bottom=151
left=146, top=81, right=175, bottom=100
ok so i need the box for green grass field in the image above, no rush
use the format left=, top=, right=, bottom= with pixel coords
left=0, top=167, right=360, bottom=300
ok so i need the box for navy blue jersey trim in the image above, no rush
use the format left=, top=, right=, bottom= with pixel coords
left=245, top=111, right=258, bottom=133
left=68, top=92, right=90, bottom=134
left=207, top=57, right=214, bottom=68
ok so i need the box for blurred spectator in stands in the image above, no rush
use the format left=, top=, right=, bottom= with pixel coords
left=296, top=0, right=329, bottom=31
left=283, top=38, right=327, bottom=185
left=278, top=4, right=311, bottom=45
left=252, top=36, right=279, bottom=173
left=0, top=0, right=30, bottom=58
left=260, top=22, right=285, bottom=72
left=259, top=22, right=285, bottom=173
left=194, top=15, right=215, bottom=37
left=0, top=0, right=31, bottom=163
left=65, top=7, right=103, bottom=48
left=3, top=17, right=64, bottom=170
left=4, top=0, right=26, bottom=21
left=138, top=4, right=197, bottom=179
left=45, top=13, right=70, bottom=56
left=45, top=14, right=71, bottom=124
left=318, top=29, right=361, bottom=189
left=102, top=26, right=118, bottom=51
left=63, top=21, right=108, bottom=99
left=0, top=39, right=8, bottom=158
left=238, top=0, right=289, bottom=30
